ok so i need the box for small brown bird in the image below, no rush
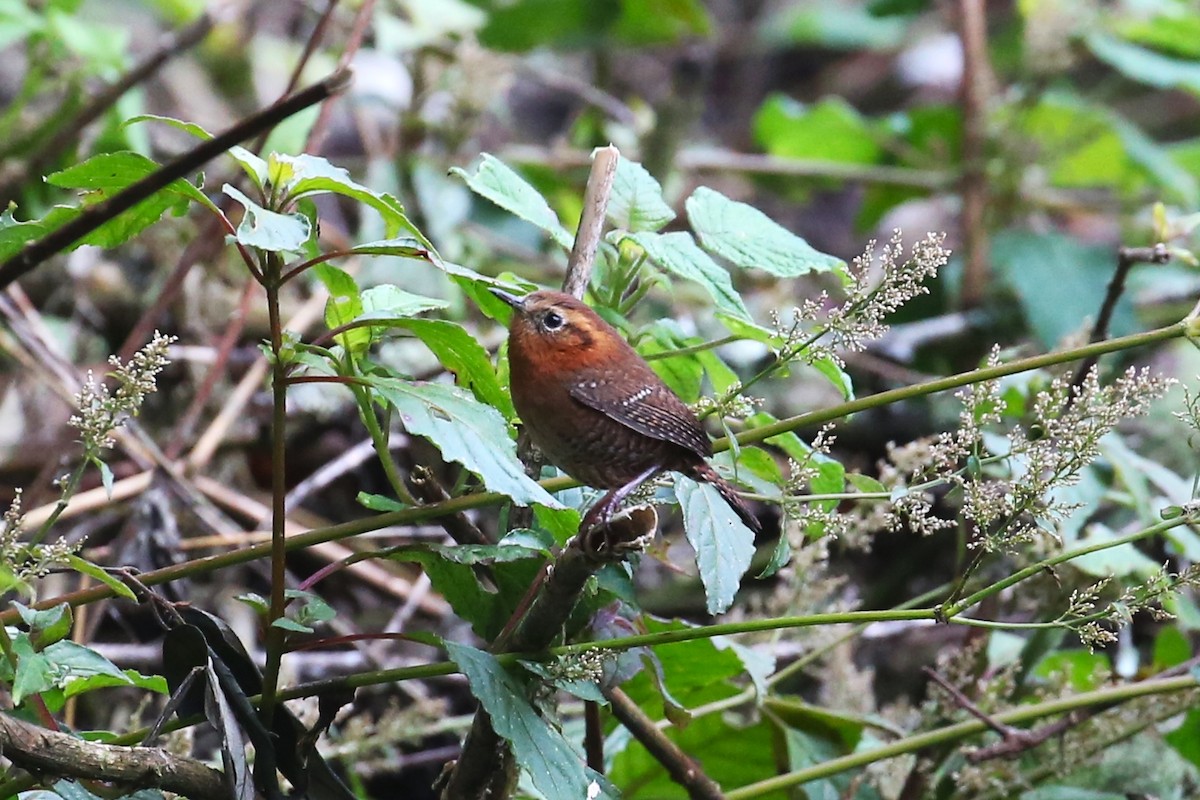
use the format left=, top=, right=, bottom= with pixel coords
left=492, top=288, right=761, bottom=534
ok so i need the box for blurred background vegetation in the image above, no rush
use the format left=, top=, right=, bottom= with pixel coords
left=1, top=1, right=1199, bottom=798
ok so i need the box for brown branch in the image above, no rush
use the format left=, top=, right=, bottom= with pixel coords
left=0, top=68, right=352, bottom=290
left=0, top=712, right=227, bottom=800
left=409, top=466, right=491, bottom=546
left=563, top=145, right=619, bottom=299
left=603, top=687, right=726, bottom=800
left=956, top=0, right=991, bottom=308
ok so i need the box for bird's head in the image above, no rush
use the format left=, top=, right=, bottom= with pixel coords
left=490, top=288, right=615, bottom=360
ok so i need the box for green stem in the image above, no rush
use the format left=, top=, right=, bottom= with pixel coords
left=729, top=321, right=1186, bottom=450
left=724, top=675, right=1199, bottom=799
left=258, top=254, right=288, bottom=727
left=643, top=335, right=743, bottom=361
left=27, top=460, right=88, bottom=546
left=940, top=514, right=1191, bottom=618
left=351, top=383, right=418, bottom=506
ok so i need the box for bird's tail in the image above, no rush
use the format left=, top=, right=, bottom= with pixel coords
left=688, top=462, right=762, bottom=534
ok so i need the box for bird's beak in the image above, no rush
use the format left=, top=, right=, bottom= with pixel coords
left=489, top=287, right=525, bottom=310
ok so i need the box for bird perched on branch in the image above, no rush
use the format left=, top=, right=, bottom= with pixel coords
left=491, top=287, right=761, bottom=534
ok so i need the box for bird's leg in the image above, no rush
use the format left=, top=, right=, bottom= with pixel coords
left=581, top=466, right=660, bottom=533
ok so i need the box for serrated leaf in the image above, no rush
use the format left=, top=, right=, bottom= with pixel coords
left=389, top=319, right=514, bottom=418
left=368, top=377, right=561, bottom=508
left=686, top=186, right=844, bottom=276
left=65, top=555, right=136, bottom=601
left=608, top=157, right=675, bottom=232
left=446, top=642, right=615, bottom=800
left=451, top=154, right=574, bottom=248
left=387, top=540, right=549, bottom=566
left=629, top=231, right=751, bottom=320
left=44, top=151, right=208, bottom=247
left=223, top=184, right=310, bottom=252
left=676, top=475, right=755, bottom=614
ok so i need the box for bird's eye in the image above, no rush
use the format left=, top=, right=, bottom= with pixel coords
left=542, top=310, right=565, bottom=331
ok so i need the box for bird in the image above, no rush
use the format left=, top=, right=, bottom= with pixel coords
left=491, top=287, right=761, bottom=535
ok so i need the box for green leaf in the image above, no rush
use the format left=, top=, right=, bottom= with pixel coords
left=1165, top=708, right=1200, bottom=769
left=286, top=588, right=336, bottom=626
left=1117, top=9, right=1200, bottom=59
left=636, top=325, right=705, bottom=402
left=12, top=636, right=53, bottom=705
left=1087, top=32, right=1200, bottom=95
left=14, top=602, right=72, bottom=645
left=754, top=94, right=883, bottom=164
left=609, top=713, right=778, bottom=796
left=387, top=539, right=550, bottom=567
left=0, top=1, right=44, bottom=50
left=992, top=230, right=1136, bottom=349
left=686, top=186, right=844, bottom=277
left=1152, top=625, right=1191, bottom=670
left=222, top=184, right=311, bottom=253
left=312, top=263, right=369, bottom=354
left=271, top=153, right=426, bottom=242
left=367, top=377, right=561, bottom=508
left=478, top=0, right=616, bottom=51
left=445, top=642, right=615, bottom=800
left=613, top=0, right=711, bottom=44
left=97, top=459, right=114, bottom=497
left=1032, top=649, right=1110, bottom=692
left=847, top=473, right=887, bottom=494
left=45, top=152, right=205, bottom=247
left=607, top=158, right=675, bottom=232
left=451, top=154, right=574, bottom=248
left=356, top=492, right=408, bottom=512
left=271, top=617, right=314, bottom=633
left=359, top=285, right=449, bottom=320
left=345, top=237, right=435, bottom=261
left=64, top=555, right=136, bottom=601
left=1071, top=523, right=1161, bottom=578
left=811, top=355, right=854, bottom=400
left=675, top=475, right=756, bottom=614
left=629, top=231, right=752, bottom=321
left=388, top=319, right=514, bottom=419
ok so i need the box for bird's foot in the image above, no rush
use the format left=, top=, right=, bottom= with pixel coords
left=579, top=503, right=658, bottom=559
